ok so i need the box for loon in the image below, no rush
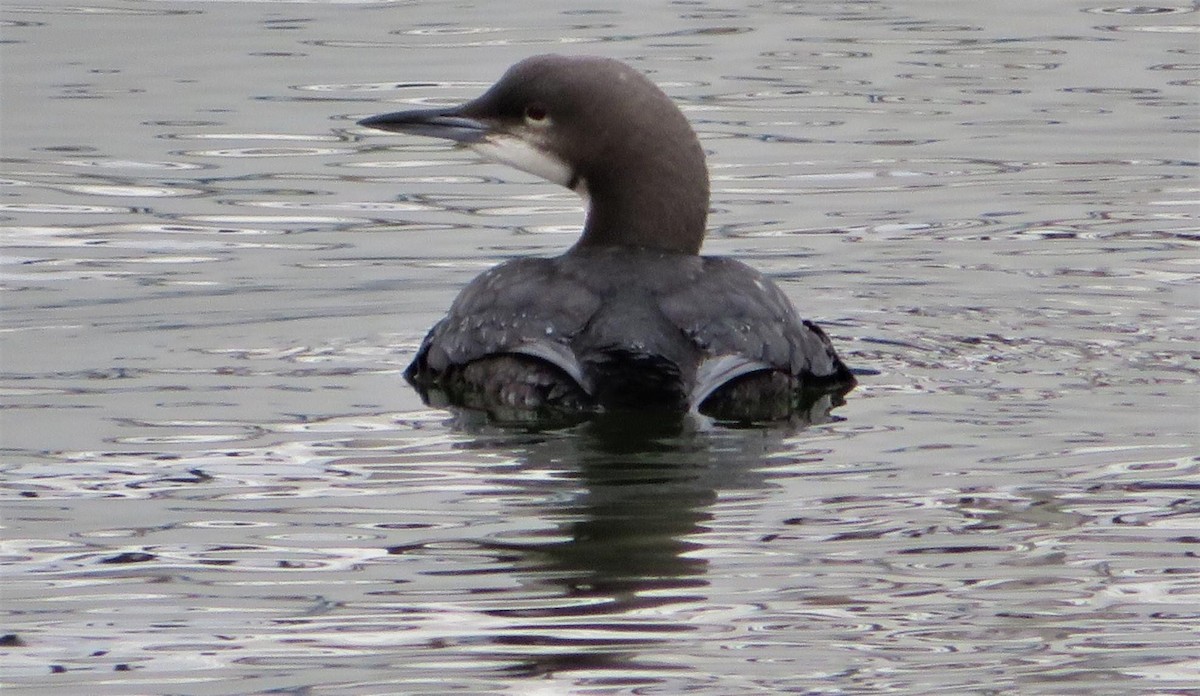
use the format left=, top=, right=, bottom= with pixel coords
left=358, top=54, right=855, bottom=422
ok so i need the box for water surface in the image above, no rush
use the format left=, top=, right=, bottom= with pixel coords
left=2, top=1, right=1198, bottom=694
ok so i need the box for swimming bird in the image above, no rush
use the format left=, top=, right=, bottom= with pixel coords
left=358, top=54, right=855, bottom=422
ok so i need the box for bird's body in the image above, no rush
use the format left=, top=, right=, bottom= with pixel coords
left=359, top=55, right=855, bottom=422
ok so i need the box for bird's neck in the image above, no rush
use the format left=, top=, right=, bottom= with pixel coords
left=572, top=151, right=709, bottom=255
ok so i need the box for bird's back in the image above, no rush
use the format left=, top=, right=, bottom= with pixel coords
left=405, top=247, right=853, bottom=419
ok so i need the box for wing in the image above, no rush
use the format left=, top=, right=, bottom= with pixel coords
left=410, top=257, right=602, bottom=390
left=658, top=256, right=850, bottom=384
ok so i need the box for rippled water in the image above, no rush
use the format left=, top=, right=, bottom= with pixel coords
left=2, top=1, right=1198, bottom=694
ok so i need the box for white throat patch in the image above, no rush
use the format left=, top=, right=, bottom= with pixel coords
left=469, top=135, right=573, bottom=189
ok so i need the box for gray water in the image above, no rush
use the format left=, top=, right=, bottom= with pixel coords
left=2, top=1, right=1198, bottom=694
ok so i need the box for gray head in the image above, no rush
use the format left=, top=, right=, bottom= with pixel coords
left=358, top=55, right=710, bottom=255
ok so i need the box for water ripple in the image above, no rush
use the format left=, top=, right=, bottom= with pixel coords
left=3, top=4, right=1197, bottom=693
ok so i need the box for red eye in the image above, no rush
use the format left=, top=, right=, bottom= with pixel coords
left=525, top=104, right=548, bottom=122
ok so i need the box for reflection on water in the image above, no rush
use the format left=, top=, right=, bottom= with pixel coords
left=5, top=409, right=1196, bottom=692
left=2, top=0, right=1197, bottom=693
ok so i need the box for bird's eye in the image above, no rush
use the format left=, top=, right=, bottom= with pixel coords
left=524, top=104, right=548, bottom=122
